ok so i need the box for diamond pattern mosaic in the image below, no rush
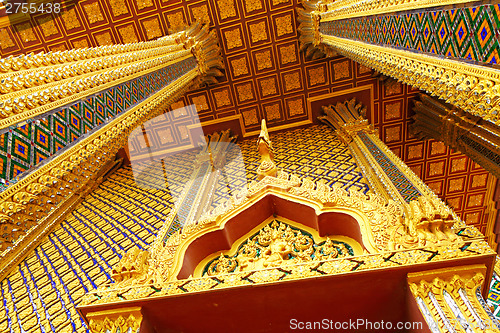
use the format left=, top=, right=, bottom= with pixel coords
left=0, top=57, right=197, bottom=191
left=321, top=4, right=500, bottom=64
left=358, top=131, right=422, bottom=202
left=0, top=124, right=368, bottom=332
left=488, top=272, right=500, bottom=318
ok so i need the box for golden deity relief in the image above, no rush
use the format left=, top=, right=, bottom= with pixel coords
left=204, top=220, right=354, bottom=276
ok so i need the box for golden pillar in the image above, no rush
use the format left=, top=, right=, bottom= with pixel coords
left=0, top=23, right=224, bottom=285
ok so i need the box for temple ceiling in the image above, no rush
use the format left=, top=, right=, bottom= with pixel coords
left=0, top=0, right=497, bottom=240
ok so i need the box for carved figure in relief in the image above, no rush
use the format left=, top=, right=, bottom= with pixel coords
left=205, top=220, right=351, bottom=276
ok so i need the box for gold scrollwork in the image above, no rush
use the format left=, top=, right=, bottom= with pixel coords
left=87, top=307, right=143, bottom=333
left=204, top=220, right=352, bottom=275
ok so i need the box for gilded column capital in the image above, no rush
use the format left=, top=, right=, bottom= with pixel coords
left=319, top=99, right=374, bottom=144
left=409, top=265, right=500, bottom=333
left=297, top=1, right=337, bottom=59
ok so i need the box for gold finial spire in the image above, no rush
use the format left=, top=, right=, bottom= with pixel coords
left=257, top=119, right=277, bottom=180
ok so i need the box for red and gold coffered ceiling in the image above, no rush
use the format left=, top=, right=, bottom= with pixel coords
left=0, top=0, right=497, bottom=239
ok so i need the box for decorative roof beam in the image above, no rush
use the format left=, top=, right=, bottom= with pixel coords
left=411, top=93, right=500, bottom=180
left=299, top=1, right=500, bottom=125
left=316, top=0, right=478, bottom=21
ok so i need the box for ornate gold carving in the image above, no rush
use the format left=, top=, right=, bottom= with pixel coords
left=333, top=61, right=350, bottom=80
left=191, top=5, right=210, bottom=24
left=245, top=0, right=263, bottom=13
left=61, top=9, right=81, bottom=30
left=167, top=12, right=186, bottom=32
left=385, top=102, right=401, bottom=120
left=255, top=50, right=272, bottom=70
left=81, top=239, right=493, bottom=307
left=0, top=30, right=187, bottom=125
left=257, top=119, right=277, bottom=180
left=273, top=0, right=288, bottom=4
left=297, top=3, right=336, bottom=60
left=205, top=220, right=352, bottom=275
left=237, top=83, right=254, bottom=102
left=143, top=18, right=162, bottom=39
left=249, top=22, right=267, bottom=43
left=231, top=57, right=248, bottom=77
left=87, top=307, right=142, bottom=333
left=288, top=98, right=304, bottom=116
left=84, top=3, right=105, bottom=24
left=242, top=109, right=258, bottom=126
left=385, top=126, right=401, bottom=142
left=320, top=99, right=463, bottom=244
left=0, top=23, right=224, bottom=279
left=136, top=0, right=153, bottom=10
left=0, top=29, right=15, bottom=49
left=308, top=67, right=325, bottom=85
left=118, top=25, right=138, bottom=43
left=284, top=72, right=300, bottom=91
left=111, top=248, right=149, bottom=285
left=191, top=95, right=209, bottom=111
left=265, top=103, right=280, bottom=120
left=109, top=0, right=129, bottom=16
left=224, top=28, right=243, bottom=49
left=16, top=23, right=37, bottom=43
left=275, top=15, right=293, bottom=36
left=214, top=90, right=231, bottom=108
left=318, top=0, right=477, bottom=21
left=217, top=0, right=237, bottom=20
left=320, top=34, right=500, bottom=124
left=280, top=44, right=297, bottom=64
left=407, top=196, right=457, bottom=243
left=95, top=32, right=113, bottom=45
left=260, top=78, right=277, bottom=96
left=408, top=265, right=497, bottom=333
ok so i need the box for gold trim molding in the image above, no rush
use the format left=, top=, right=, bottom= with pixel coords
left=409, top=265, right=500, bottom=332
left=320, top=35, right=500, bottom=124
left=79, top=239, right=494, bottom=307
left=315, top=0, right=479, bottom=21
